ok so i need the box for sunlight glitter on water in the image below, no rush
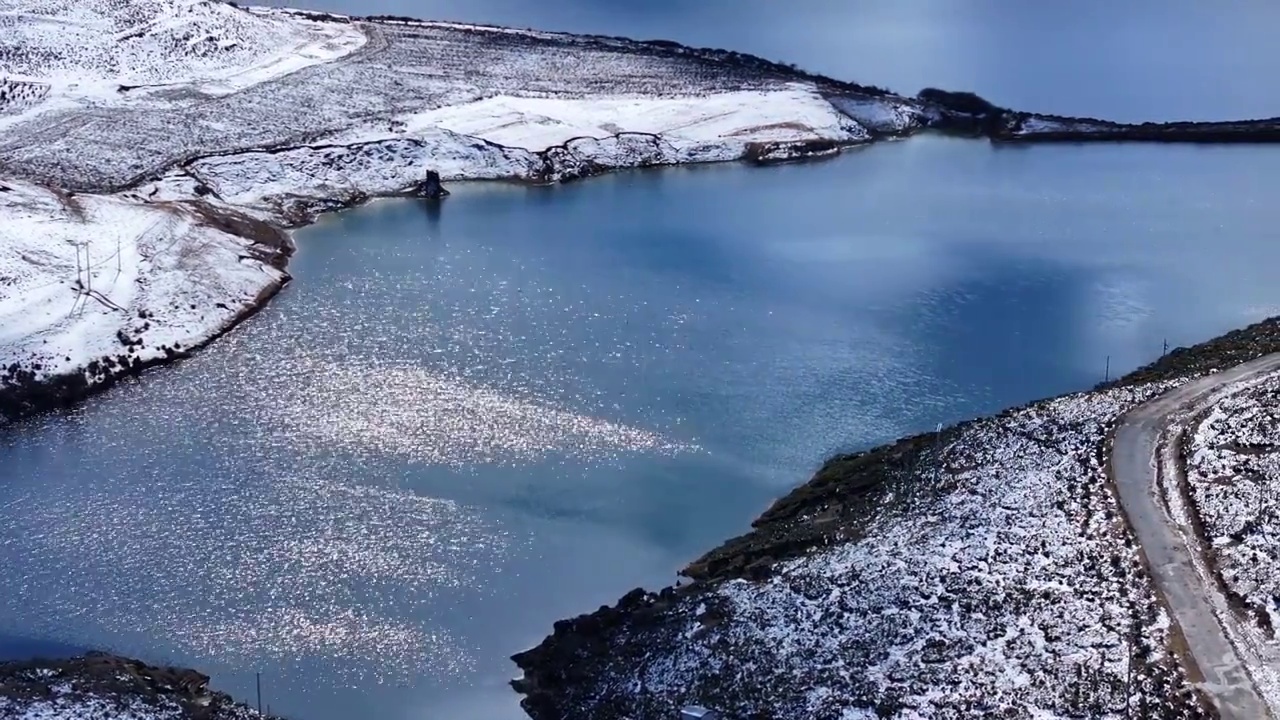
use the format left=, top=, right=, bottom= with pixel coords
left=0, top=338, right=702, bottom=685
left=273, top=359, right=700, bottom=467
left=1, top=449, right=515, bottom=682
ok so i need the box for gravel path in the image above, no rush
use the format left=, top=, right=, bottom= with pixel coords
left=1112, top=354, right=1280, bottom=719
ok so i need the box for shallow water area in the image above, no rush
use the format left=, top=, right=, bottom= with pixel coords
left=3, top=138, right=1280, bottom=719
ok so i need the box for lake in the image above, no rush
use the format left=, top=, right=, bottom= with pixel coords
left=8, top=1, right=1280, bottom=718
left=4, top=135, right=1280, bottom=719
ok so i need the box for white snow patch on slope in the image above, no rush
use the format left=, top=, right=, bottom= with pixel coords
left=384, top=87, right=870, bottom=152
left=0, top=180, right=286, bottom=381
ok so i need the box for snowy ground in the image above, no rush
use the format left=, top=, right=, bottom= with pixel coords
left=0, top=0, right=914, bottom=413
left=0, top=3, right=905, bottom=191
left=517, top=382, right=1211, bottom=720
left=0, top=179, right=288, bottom=392
left=1184, top=374, right=1280, bottom=660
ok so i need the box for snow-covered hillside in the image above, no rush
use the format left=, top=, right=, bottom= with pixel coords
left=1185, top=376, right=1280, bottom=650
left=0, top=0, right=364, bottom=92
left=513, top=383, right=1209, bottom=719
left=0, top=179, right=289, bottom=417
left=0, top=6, right=907, bottom=190
left=0, top=0, right=919, bottom=419
left=0, top=653, right=273, bottom=720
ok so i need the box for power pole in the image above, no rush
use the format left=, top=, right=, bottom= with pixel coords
left=1104, top=355, right=1110, bottom=383
left=256, top=672, right=262, bottom=714
left=1162, top=338, right=1168, bottom=357
left=932, top=422, right=943, bottom=484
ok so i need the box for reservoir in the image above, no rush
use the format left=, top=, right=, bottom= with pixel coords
left=4, top=136, right=1280, bottom=719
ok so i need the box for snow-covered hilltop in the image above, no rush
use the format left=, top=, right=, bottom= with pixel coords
left=0, top=0, right=364, bottom=93
left=0, top=1, right=913, bottom=194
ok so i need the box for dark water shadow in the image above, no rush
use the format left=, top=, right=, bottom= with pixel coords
left=0, top=634, right=90, bottom=661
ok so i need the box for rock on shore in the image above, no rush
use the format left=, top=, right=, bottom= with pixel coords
left=0, top=652, right=278, bottom=720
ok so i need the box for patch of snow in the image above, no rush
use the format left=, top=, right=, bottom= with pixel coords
left=378, top=86, right=869, bottom=152
left=0, top=180, right=286, bottom=383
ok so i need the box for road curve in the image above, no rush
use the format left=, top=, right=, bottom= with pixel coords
left=1112, top=352, right=1280, bottom=720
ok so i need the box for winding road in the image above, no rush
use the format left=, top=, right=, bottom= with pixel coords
left=1112, top=353, right=1280, bottom=720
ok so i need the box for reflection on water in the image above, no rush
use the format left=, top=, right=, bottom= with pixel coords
left=278, top=360, right=696, bottom=467
left=3, top=138, right=1280, bottom=719
left=3, top=415, right=513, bottom=683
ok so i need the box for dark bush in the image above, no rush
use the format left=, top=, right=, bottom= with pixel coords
left=918, top=88, right=1003, bottom=115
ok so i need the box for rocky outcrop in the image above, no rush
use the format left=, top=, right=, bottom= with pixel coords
left=0, top=652, right=275, bottom=719
left=411, top=170, right=449, bottom=199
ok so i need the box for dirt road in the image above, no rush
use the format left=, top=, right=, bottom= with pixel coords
left=1112, top=353, right=1280, bottom=719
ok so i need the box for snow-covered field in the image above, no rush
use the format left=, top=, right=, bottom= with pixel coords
left=0, top=0, right=913, bottom=419
left=0, top=179, right=288, bottom=390
left=0, top=0, right=365, bottom=98
left=519, top=383, right=1211, bottom=719
left=1186, top=375, right=1280, bottom=639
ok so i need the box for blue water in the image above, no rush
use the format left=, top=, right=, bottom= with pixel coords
left=4, top=136, right=1280, bottom=719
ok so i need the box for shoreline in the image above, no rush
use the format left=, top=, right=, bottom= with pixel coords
left=4, top=3, right=1280, bottom=717
left=3, top=10, right=1280, bottom=425
left=5, top=106, right=1280, bottom=425
left=511, top=316, right=1280, bottom=719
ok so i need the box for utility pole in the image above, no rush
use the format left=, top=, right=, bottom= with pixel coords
left=1162, top=338, right=1168, bottom=357
left=932, top=422, right=943, bottom=484
left=256, top=672, right=262, bottom=714
left=1104, top=355, right=1110, bottom=383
